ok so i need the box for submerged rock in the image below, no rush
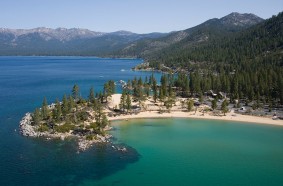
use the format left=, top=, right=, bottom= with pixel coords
left=77, top=134, right=112, bottom=152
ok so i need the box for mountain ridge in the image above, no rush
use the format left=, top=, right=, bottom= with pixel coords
left=0, top=12, right=265, bottom=56
left=0, top=27, right=168, bottom=55
left=114, top=12, right=264, bottom=58
left=0, top=27, right=168, bottom=42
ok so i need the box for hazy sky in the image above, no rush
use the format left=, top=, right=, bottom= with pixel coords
left=1, top=0, right=282, bottom=33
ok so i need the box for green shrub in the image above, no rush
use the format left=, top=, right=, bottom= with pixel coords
left=76, top=111, right=89, bottom=122
left=54, top=123, right=75, bottom=133
left=37, top=124, right=49, bottom=132
left=86, top=134, right=96, bottom=141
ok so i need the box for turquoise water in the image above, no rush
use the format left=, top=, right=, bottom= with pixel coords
left=95, top=118, right=283, bottom=186
left=0, top=57, right=283, bottom=186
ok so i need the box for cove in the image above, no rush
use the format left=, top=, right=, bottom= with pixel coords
left=85, top=118, right=283, bottom=186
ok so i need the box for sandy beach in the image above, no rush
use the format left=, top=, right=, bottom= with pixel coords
left=107, top=94, right=283, bottom=126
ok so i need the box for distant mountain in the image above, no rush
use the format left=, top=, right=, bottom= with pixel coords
left=0, top=12, right=264, bottom=56
left=0, top=28, right=168, bottom=55
left=115, top=12, right=264, bottom=58
left=0, top=27, right=104, bottom=41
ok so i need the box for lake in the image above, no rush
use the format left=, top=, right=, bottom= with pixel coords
left=0, top=57, right=282, bottom=186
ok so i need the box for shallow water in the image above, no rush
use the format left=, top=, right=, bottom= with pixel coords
left=95, top=118, right=283, bottom=186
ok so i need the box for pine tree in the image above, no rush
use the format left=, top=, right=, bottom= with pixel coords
left=62, top=94, right=69, bottom=116
left=33, top=108, right=41, bottom=125
left=103, top=80, right=115, bottom=103
left=95, top=102, right=104, bottom=129
left=55, top=99, right=62, bottom=121
left=211, top=99, right=217, bottom=110
left=221, top=99, right=229, bottom=116
left=72, top=84, right=80, bottom=100
left=68, top=95, right=75, bottom=112
left=126, top=94, right=132, bottom=113
left=145, top=76, right=148, bottom=84
left=161, top=75, right=167, bottom=97
left=164, top=98, right=173, bottom=112
left=168, top=83, right=173, bottom=97
left=98, top=92, right=103, bottom=103
left=41, top=97, right=48, bottom=120
left=101, top=114, right=108, bottom=129
left=159, top=86, right=164, bottom=101
left=187, top=99, right=194, bottom=112
left=184, top=75, right=190, bottom=97
left=89, top=86, right=95, bottom=104
left=119, top=90, right=126, bottom=112
left=144, top=84, right=150, bottom=97
left=152, top=77, right=158, bottom=102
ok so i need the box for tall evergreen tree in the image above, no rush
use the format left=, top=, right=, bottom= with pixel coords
left=68, top=95, right=75, bottom=112
left=119, top=90, right=126, bottom=112
left=72, top=84, right=80, bottom=100
left=211, top=99, right=217, bottom=110
left=152, top=77, right=158, bottom=102
left=160, top=75, right=168, bottom=97
left=101, top=114, right=108, bottom=129
left=221, top=99, right=229, bottom=116
left=89, top=86, right=95, bottom=104
left=187, top=99, right=194, bottom=112
left=33, top=108, right=41, bottom=125
left=126, top=94, right=132, bottom=113
left=41, top=97, right=48, bottom=120
left=55, top=99, right=62, bottom=121
left=62, top=94, right=69, bottom=116
left=103, top=80, right=115, bottom=103
left=95, top=102, right=105, bottom=130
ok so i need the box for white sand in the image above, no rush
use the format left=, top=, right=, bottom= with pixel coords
left=108, top=94, right=122, bottom=108
left=107, top=94, right=283, bottom=126
left=109, top=110, right=283, bottom=126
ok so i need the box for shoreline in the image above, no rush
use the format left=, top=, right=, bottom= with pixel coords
left=107, top=94, right=283, bottom=126
left=108, top=110, right=283, bottom=126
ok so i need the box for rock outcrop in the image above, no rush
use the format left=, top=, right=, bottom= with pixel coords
left=19, top=112, right=112, bottom=152
left=19, top=113, right=37, bottom=137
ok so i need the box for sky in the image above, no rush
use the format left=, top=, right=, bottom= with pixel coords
left=1, top=0, right=282, bottom=33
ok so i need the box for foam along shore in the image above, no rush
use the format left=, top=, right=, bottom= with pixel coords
left=19, top=113, right=112, bottom=151
left=107, top=94, right=283, bottom=126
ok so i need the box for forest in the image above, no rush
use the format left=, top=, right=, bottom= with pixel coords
left=145, top=12, right=283, bottom=106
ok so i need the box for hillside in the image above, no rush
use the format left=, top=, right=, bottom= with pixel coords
left=148, top=12, right=283, bottom=69
left=115, top=12, right=264, bottom=58
left=129, top=12, right=283, bottom=106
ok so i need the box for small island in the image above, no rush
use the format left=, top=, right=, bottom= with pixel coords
left=20, top=73, right=283, bottom=151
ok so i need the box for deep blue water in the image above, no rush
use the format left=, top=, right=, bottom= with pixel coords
left=0, top=56, right=156, bottom=186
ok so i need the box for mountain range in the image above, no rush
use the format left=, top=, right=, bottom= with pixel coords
left=0, top=12, right=269, bottom=56
left=0, top=27, right=167, bottom=55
